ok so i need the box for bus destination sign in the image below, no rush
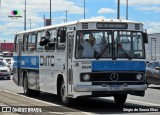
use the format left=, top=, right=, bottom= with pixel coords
left=96, top=22, right=128, bottom=29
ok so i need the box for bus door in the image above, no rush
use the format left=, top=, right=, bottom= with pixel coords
left=66, top=32, right=74, bottom=95
left=13, top=36, right=23, bottom=86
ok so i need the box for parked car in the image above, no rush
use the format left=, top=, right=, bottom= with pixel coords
left=3, top=57, right=12, bottom=67
left=8, top=59, right=14, bottom=74
left=146, top=61, right=160, bottom=86
left=0, top=61, right=11, bottom=80
left=0, top=57, right=3, bottom=61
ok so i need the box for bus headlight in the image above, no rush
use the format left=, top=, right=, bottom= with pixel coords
left=82, top=74, right=90, bottom=81
left=136, top=73, right=143, bottom=80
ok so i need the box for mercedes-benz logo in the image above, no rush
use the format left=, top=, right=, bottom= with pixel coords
left=110, top=73, right=119, bottom=81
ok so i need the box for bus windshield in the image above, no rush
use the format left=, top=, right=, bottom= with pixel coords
left=114, top=31, right=145, bottom=59
left=75, top=30, right=145, bottom=59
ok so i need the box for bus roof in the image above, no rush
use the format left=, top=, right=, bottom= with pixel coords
left=15, top=18, right=142, bottom=35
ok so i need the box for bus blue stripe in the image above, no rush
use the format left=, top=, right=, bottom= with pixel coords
left=13, top=56, right=39, bottom=69
left=92, top=61, right=146, bottom=71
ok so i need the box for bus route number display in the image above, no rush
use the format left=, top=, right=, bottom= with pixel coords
left=96, top=22, right=128, bottom=29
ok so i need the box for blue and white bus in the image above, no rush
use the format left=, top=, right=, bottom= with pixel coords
left=13, top=19, right=148, bottom=105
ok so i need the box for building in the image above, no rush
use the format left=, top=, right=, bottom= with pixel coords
left=0, top=43, right=14, bottom=53
left=145, top=33, right=160, bottom=61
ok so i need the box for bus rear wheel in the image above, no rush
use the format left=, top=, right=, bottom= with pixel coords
left=114, top=94, right=127, bottom=105
left=60, top=80, right=71, bottom=106
left=23, top=74, right=40, bottom=97
left=23, top=75, right=33, bottom=96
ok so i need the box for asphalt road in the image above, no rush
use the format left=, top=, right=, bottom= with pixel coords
left=0, top=77, right=160, bottom=115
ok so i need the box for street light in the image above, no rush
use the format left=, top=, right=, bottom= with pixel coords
left=65, top=11, right=68, bottom=22
left=24, top=0, right=26, bottom=30
left=126, top=0, right=128, bottom=20
left=117, top=0, right=120, bottom=19
left=84, top=0, right=85, bottom=19
left=29, top=19, right=31, bottom=29
left=50, top=0, right=51, bottom=20
left=0, top=0, right=1, bottom=9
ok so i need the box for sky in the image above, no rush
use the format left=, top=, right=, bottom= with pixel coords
left=0, top=0, right=160, bottom=43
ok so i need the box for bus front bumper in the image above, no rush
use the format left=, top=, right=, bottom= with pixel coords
left=73, top=84, right=147, bottom=92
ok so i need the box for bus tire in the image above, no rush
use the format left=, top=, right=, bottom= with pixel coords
left=114, top=94, right=127, bottom=105
left=23, top=75, right=32, bottom=97
left=60, top=80, right=71, bottom=106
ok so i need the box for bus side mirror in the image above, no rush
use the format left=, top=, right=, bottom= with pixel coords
left=39, top=37, right=49, bottom=46
left=143, top=32, right=148, bottom=43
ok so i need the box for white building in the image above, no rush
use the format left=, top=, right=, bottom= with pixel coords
left=145, top=33, right=160, bottom=61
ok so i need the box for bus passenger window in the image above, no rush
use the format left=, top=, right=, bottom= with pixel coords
left=37, top=31, right=45, bottom=52
left=27, top=34, right=36, bottom=52
left=57, top=29, right=66, bottom=51
left=60, top=30, right=66, bottom=43
left=45, top=30, right=56, bottom=51
left=22, top=34, right=27, bottom=52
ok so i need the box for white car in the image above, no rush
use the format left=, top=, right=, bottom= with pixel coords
left=0, top=61, right=11, bottom=80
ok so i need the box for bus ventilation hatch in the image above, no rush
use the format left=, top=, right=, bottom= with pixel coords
left=135, top=24, right=140, bottom=30
left=82, top=23, right=88, bottom=29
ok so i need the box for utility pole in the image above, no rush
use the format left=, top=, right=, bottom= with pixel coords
left=50, top=0, right=51, bottom=20
left=24, top=0, right=26, bottom=30
left=126, top=0, right=128, bottom=20
left=43, top=15, right=45, bottom=26
left=29, top=19, right=31, bottom=29
left=84, top=0, right=85, bottom=19
left=65, top=11, right=68, bottom=22
left=0, top=0, right=1, bottom=9
left=117, top=0, right=120, bottom=19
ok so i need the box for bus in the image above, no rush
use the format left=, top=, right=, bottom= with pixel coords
left=13, top=19, right=148, bottom=105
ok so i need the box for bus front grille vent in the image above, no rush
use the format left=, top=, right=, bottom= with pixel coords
left=135, top=24, right=140, bottom=30
left=82, top=23, right=88, bottom=29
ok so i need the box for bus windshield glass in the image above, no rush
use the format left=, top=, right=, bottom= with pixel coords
left=76, top=30, right=112, bottom=59
left=114, top=31, right=145, bottom=59
left=75, top=30, right=145, bottom=59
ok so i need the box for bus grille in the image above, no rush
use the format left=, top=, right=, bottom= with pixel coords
left=135, top=24, right=140, bottom=30
left=80, top=72, right=144, bottom=82
left=82, top=23, right=88, bottom=29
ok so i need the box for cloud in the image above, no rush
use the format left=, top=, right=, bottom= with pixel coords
left=120, top=0, right=160, bottom=5
left=98, top=8, right=116, bottom=14
left=144, top=21, right=160, bottom=34
left=89, top=16, right=107, bottom=19
left=0, top=0, right=84, bottom=42
left=137, top=6, right=160, bottom=12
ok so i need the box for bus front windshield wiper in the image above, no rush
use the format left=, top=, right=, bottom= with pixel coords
left=117, top=44, right=132, bottom=60
left=96, top=43, right=110, bottom=59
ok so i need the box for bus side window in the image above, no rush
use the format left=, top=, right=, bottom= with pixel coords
left=22, top=34, right=27, bottom=52
left=15, top=35, right=22, bottom=53
left=57, top=29, right=66, bottom=51
left=37, top=31, right=45, bottom=52
left=27, top=33, right=36, bottom=52
left=60, top=30, right=66, bottom=43
left=14, top=35, right=18, bottom=53
left=45, top=29, right=56, bottom=51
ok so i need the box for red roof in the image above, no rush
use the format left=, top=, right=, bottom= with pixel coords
left=0, top=43, right=14, bottom=52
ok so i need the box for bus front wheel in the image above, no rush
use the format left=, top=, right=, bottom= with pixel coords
left=114, top=94, right=127, bottom=105
left=60, top=80, right=71, bottom=106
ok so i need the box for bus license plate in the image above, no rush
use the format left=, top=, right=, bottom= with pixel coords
left=108, top=86, right=121, bottom=90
